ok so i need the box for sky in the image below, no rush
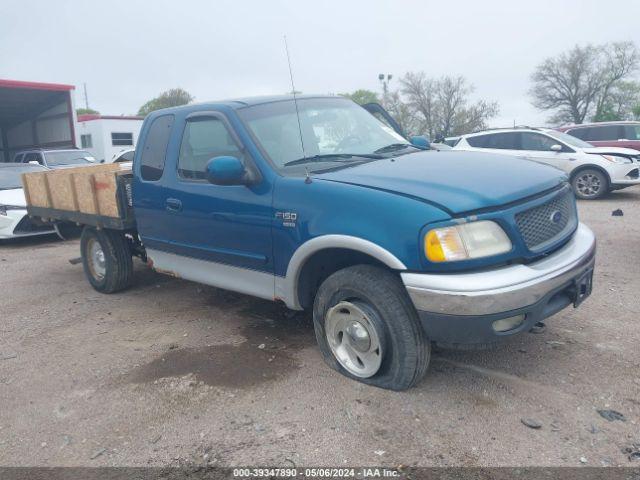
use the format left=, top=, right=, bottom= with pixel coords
left=1, top=0, right=639, bottom=129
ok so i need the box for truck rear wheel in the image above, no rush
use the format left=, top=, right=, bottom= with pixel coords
left=313, top=265, right=430, bottom=390
left=80, top=227, right=133, bottom=293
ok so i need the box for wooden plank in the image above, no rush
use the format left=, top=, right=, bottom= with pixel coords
left=22, top=172, right=49, bottom=207
left=93, top=171, right=119, bottom=218
left=74, top=172, right=98, bottom=214
left=69, top=173, right=79, bottom=211
left=43, top=175, right=53, bottom=209
left=21, top=173, right=32, bottom=206
left=47, top=172, right=76, bottom=210
left=90, top=174, right=100, bottom=215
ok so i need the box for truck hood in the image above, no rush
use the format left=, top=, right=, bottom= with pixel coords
left=313, top=150, right=566, bottom=215
left=0, top=188, right=26, bottom=207
left=582, top=146, right=640, bottom=157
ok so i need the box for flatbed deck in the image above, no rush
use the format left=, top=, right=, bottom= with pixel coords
left=22, top=163, right=135, bottom=231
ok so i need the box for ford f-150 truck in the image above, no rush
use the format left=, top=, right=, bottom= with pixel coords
left=23, top=95, right=596, bottom=390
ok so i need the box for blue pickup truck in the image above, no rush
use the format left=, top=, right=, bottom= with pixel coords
left=27, top=95, right=596, bottom=390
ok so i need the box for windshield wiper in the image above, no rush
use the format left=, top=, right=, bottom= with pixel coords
left=283, top=153, right=383, bottom=167
left=373, top=143, right=416, bottom=154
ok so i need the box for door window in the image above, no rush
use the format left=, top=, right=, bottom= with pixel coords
left=581, top=125, right=622, bottom=141
left=567, top=127, right=589, bottom=140
left=177, top=117, right=243, bottom=180
left=521, top=132, right=561, bottom=151
left=140, top=114, right=174, bottom=181
left=623, top=124, right=640, bottom=140
left=468, top=132, right=519, bottom=150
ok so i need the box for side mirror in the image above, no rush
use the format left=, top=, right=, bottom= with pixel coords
left=206, top=156, right=249, bottom=185
left=550, top=144, right=563, bottom=152
left=410, top=135, right=431, bottom=149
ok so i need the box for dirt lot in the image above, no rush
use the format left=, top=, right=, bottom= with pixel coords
left=1, top=190, right=639, bottom=468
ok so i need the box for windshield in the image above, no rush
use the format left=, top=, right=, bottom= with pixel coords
left=547, top=130, right=593, bottom=149
left=0, top=165, right=46, bottom=189
left=237, top=98, right=409, bottom=171
left=45, top=150, right=95, bottom=166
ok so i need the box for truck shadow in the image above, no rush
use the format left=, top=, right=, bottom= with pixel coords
left=128, top=293, right=316, bottom=389
left=0, top=233, right=62, bottom=250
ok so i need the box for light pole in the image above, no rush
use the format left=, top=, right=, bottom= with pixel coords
left=378, top=73, right=393, bottom=98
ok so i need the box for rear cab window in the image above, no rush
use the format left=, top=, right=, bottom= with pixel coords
left=23, top=152, right=43, bottom=165
left=140, top=115, right=174, bottom=181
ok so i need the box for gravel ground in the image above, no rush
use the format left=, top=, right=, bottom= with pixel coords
left=0, top=189, right=639, bottom=468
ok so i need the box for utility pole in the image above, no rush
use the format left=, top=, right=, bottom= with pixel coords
left=83, top=83, right=89, bottom=110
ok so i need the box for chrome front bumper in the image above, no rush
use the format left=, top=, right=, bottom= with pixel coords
left=401, top=223, right=596, bottom=316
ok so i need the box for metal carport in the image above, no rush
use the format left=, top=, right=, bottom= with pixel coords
left=0, top=79, right=77, bottom=162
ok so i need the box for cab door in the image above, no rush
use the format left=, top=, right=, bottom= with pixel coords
left=519, top=132, right=576, bottom=174
left=141, top=110, right=274, bottom=298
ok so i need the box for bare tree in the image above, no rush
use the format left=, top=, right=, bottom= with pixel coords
left=399, top=73, right=498, bottom=137
left=594, top=42, right=639, bottom=119
left=530, top=42, right=639, bottom=124
left=398, top=72, right=437, bottom=137
left=381, top=90, right=419, bottom=135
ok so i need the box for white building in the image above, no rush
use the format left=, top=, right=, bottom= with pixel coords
left=76, top=114, right=143, bottom=163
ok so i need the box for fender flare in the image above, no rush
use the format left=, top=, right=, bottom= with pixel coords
left=275, top=235, right=407, bottom=310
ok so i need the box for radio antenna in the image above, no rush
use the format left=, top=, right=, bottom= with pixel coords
left=284, top=35, right=307, bottom=160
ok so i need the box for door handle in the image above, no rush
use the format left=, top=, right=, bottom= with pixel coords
left=165, top=198, right=182, bottom=212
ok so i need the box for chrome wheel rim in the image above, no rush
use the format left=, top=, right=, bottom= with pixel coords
left=325, top=301, right=382, bottom=378
left=87, top=238, right=106, bottom=281
left=576, top=173, right=602, bottom=197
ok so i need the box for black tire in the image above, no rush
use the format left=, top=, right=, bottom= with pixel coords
left=80, top=226, right=133, bottom=293
left=571, top=168, right=609, bottom=200
left=313, top=265, right=430, bottom=390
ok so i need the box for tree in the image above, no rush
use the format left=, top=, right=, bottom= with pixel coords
left=382, top=90, right=419, bottom=135
left=530, top=42, right=639, bottom=124
left=76, top=108, right=99, bottom=115
left=399, top=73, right=498, bottom=137
left=399, top=72, right=437, bottom=137
left=592, top=80, right=640, bottom=121
left=341, top=89, right=379, bottom=105
left=137, top=88, right=194, bottom=116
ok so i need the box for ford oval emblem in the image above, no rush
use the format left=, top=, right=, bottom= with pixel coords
left=550, top=210, right=562, bottom=224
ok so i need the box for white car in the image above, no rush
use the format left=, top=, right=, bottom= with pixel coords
left=453, top=127, right=640, bottom=199
left=0, top=163, right=56, bottom=239
left=111, top=148, right=135, bottom=164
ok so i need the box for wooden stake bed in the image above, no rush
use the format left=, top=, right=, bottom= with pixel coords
left=22, top=163, right=135, bottom=230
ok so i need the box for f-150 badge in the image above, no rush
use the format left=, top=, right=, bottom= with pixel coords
left=276, top=211, right=297, bottom=228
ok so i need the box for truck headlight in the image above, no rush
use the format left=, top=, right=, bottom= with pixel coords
left=425, top=221, right=512, bottom=262
left=601, top=155, right=632, bottom=164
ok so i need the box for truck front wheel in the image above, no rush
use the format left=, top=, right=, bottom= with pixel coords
left=313, top=265, right=430, bottom=390
left=80, top=227, right=133, bottom=293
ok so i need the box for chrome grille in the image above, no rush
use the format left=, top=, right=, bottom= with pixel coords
left=515, top=188, right=577, bottom=251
